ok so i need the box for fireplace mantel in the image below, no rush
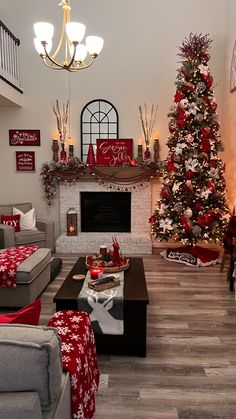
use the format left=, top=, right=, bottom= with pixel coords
left=54, top=165, right=159, bottom=183
left=41, top=160, right=159, bottom=204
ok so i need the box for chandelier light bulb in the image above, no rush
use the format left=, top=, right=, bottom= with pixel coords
left=66, top=22, right=86, bottom=43
left=86, top=36, right=104, bottom=56
left=34, top=22, right=54, bottom=42
left=70, top=43, right=88, bottom=62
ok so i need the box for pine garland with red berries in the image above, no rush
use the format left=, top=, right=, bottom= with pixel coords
left=150, top=33, right=229, bottom=246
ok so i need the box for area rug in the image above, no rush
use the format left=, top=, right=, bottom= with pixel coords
left=160, top=245, right=220, bottom=267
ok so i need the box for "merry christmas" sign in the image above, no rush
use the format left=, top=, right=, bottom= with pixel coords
left=9, top=130, right=40, bottom=146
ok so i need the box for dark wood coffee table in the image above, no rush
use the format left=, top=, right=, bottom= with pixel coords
left=53, top=257, right=149, bottom=357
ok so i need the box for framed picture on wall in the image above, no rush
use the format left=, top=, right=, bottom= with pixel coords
left=96, top=138, right=133, bottom=166
left=9, top=130, right=41, bottom=146
left=16, top=151, right=36, bottom=172
left=230, top=41, right=236, bottom=92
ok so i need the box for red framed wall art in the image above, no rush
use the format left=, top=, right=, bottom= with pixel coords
left=9, top=130, right=41, bottom=146
left=96, top=139, right=133, bottom=166
left=16, top=152, right=36, bottom=172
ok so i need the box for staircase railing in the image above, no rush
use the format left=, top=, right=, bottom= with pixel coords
left=0, top=20, right=22, bottom=92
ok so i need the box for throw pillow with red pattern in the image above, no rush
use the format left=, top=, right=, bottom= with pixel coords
left=1, top=214, right=21, bottom=232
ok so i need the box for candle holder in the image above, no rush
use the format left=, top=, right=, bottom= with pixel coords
left=90, top=267, right=104, bottom=280
left=52, top=139, right=59, bottom=162
left=154, top=138, right=160, bottom=162
left=69, top=144, right=74, bottom=160
left=137, top=144, right=143, bottom=163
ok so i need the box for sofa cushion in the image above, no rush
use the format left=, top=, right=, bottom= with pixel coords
left=15, top=229, right=46, bottom=246
left=13, top=207, right=38, bottom=231
left=1, top=214, right=21, bottom=232
left=0, top=324, right=63, bottom=411
left=0, top=299, right=41, bottom=325
left=16, top=248, right=51, bottom=284
left=0, top=392, right=42, bottom=419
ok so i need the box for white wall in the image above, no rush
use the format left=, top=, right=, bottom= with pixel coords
left=222, top=0, right=236, bottom=209
left=0, top=0, right=227, bottom=237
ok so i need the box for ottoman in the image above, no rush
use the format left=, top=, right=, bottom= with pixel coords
left=0, top=248, right=51, bottom=307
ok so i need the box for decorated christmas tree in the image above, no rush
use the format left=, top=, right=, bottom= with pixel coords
left=150, top=33, right=229, bottom=247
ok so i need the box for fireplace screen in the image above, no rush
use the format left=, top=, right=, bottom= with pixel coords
left=81, top=192, right=131, bottom=232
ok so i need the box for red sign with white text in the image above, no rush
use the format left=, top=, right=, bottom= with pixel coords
left=96, top=139, right=133, bottom=166
left=16, top=152, right=35, bottom=172
left=9, top=130, right=40, bottom=146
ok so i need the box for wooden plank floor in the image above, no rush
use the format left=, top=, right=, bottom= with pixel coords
left=4, top=247, right=236, bottom=418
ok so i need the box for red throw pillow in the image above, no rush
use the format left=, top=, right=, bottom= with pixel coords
left=1, top=214, right=21, bottom=232
left=0, top=299, right=41, bottom=325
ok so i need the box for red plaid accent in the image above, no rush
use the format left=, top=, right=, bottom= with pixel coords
left=0, top=246, right=38, bottom=288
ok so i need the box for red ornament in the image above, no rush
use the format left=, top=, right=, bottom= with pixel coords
left=180, top=214, right=192, bottom=233
left=207, top=181, right=215, bottom=192
left=182, top=82, right=195, bottom=92
left=87, top=143, right=96, bottom=166
left=161, top=188, right=172, bottom=201
left=149, top=214, right=157, bottom=224
left=201, top=127, right=211, bottom=139
left=185, top=169, right=194, bottom=180
left=199, top=138, right=211, bottom=153
left=167, top=160, right=177, bottom=171
left=197, top=215, right=206, bottom=227
left=174, top=90, right=185, bottom=103
left=194, top=202, right=203, bottom=212
left=129, top=159, right=137, bottom=167
left=204, top=213, right=213, bottom=226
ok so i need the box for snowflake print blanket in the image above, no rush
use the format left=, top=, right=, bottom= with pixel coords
left=47, top=310, right=100, bottom=419
left=0, top=246, right=38, bottom=288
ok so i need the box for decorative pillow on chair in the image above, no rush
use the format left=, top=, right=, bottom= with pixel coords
left=13, top=207, right=38, bottom=231
left=0, top=299, right=41, bottom=325
left=1, top=214, right=21, bottom=232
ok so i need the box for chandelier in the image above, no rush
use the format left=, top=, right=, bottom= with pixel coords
left=33, top=0, right=104, bottom=72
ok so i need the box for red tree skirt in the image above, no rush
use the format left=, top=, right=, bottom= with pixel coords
left=160, top=245, right=220, bottom=267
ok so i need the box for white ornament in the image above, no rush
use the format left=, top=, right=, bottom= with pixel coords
left=172, top=182, right=182, bottom=193
left=185, top=158, right=198, bottom=172
left=184, top=208, right=193, bottom=218
left=187, top=102, right=199, bottom=116
left=159, top=217, right=173, bottom=232
left=175, top=143, right=186, bottom=155
left=179, top=98, right=189, bottom=109
left=198, top=64, right=209, bottom=76
left=159, top=203, right=169, bottom=215
left=200, top=188, right=212, bottom=199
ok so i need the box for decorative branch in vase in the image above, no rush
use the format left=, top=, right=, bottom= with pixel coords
left=138, top=103, right=158, bottom=160
left=52, top=99, right=69, bottom=162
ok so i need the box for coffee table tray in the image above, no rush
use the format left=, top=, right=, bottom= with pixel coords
left=86, top=255, right=129, bottom=273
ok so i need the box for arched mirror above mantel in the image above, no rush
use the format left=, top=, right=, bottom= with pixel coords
left=80, top=99, right=119, bottom=162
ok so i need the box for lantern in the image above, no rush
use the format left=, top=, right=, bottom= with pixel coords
left=67, top=208, right=78, bottom=236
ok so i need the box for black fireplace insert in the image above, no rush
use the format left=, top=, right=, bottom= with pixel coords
left=80, top=192, right=131, bottom=232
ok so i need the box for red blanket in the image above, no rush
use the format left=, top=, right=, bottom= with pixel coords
left=48, top=310, right=100, bottom=419
left=0, top=246, right=38, bottom=288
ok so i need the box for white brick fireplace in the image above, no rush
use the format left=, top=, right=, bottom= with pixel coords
left=56, top=181, right=152, bottom=254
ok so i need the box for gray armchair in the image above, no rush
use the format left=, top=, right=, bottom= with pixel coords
left=0, top=203, right=54, bottom=251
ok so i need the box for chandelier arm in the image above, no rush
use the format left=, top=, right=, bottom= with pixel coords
left=67, top=56, right=97, bottom=72
left=41, top=57, right=65, bottom=70
left=51, top=2, right=71, bottom=61
left=41, top=50, right=65, bottom=69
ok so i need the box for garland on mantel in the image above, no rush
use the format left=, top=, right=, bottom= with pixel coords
left=40, top=157, right=161, bottom=205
